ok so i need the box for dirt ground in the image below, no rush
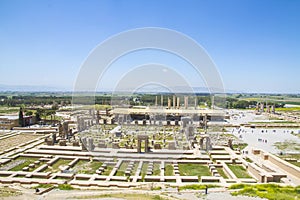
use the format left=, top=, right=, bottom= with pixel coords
left=0, top=184, right=265, bottom=200
left=0, top=133, right=40, bottom=152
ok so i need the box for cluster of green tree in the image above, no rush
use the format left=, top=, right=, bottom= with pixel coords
left=18, top=106, right=59, bottom=127
left=1, top=93, right=290, bottom=110
left=53, top=95, right=113, bottom=105
left=225, top=97, right=257, bottom=109
left=95, top=96, right=111, bottom=105
left=1, top=96, right=71, bottom=107
left=226, top=97, right=285, bottom=109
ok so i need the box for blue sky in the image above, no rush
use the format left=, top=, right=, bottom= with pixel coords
left=0, top=0, right=299, bottom=93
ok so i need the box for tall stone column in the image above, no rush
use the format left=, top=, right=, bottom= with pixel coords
left=271, top=105, right=275, bottom=113
left=206, top=137, right=212, bottom=151
left=96, top=110, right=100, bottom=125
left=256, top=103, right=260, bottom=112
left=266, top=105, right=270, bottom=113
left=145, top=139, right=149, bottom=153
left=137, top=140, right=141, bottom=153
left=260, top=103, right=264, bottom=112
left=168, top=97, right=171, bottom=109
left=200, top=138, right=204, bottom=150
left=184, top=96, right=188, bottom=109
left=204, top=114, right=208, bottom=133
left=173, top=95, right=176, bottom=109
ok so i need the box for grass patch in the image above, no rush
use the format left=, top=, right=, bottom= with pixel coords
left=233, top=143, right=248, bottom=150
left=10, top=161, right=31, bottom=171
left=9, top=157, right=38, bottom=171
left=0, top=106, right=19, bottom=114
left=45, top=159, right=71, bottom=173
left=275, top=107, right=300, bottom=112
left=164, top=164, right=173, bottom=176
left=179, top=184, right=219, bottom=191
left=71, top=193, right=167, bottom=200
left=0, top=187, right=21, bottom=197
left=230, top=184, right=300, bottom=200
left=278, top=154, right=300, bottom=168
left=273, top=140, right=300, bottom=151
left=32, top=184, right=53, bottom=189
left=102, top=165, right=113, bottom=176
left=228, top=164, right=251, bottom=178
left=139, top=162, right=148, bottom=182
left=131, top=162, right=139, bottom=175
left=229, top=183, right=250, bottom=189
left=152, top=163, right=161, bottom=176
left=76, top=160, right=103, bottom=174
left=278, top=153, right=300, bottom=160
left=216, top=167, right=228, bottom=179
left=245, top=157, right=253, bottom=163
left=291, top=131, right=300, bottom=138
left=178, top=164, right=211, bottom=179
left=287, top=161, right=300, bottom=167
left=116, top=161, right=129, bottom=176
left=151, top=186, right=162, bottom=190
left=57, top=184, right=74, bottom=190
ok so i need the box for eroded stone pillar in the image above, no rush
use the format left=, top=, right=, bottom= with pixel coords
left=137, top=140, right=141, bottom=153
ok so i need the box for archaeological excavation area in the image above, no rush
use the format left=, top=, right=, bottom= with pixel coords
left=0, top=121, right=299, bottom=189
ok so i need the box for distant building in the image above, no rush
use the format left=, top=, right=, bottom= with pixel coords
left=0, top=116, right=19, bottom=130
left=0, top=115, right=36, bottom=130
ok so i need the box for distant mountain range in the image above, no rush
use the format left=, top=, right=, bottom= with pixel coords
left=0, top=84, right=68, bottom=92
left=111, top=86, right=242, bottom=94
left=0, top=84, right=241, bottom=94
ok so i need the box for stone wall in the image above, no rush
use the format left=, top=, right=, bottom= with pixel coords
left=267, top=153, right=300, bottom=179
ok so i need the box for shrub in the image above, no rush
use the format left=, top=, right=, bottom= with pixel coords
left=58, top=184, right=74, bottom=190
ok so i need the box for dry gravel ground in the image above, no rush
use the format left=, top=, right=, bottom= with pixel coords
left=0, top=133, right=39, bottom=152
left=0, top=185, right=266, bottom=200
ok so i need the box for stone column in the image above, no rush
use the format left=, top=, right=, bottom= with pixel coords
left=260, top=103, right=264, bottom=112
left=145, top=139, right=149, bottom=153
left=173, top=95, right=176, bottom=109
left=168, top=97, right=171, bottom=109
left=52, top=133, right=56, bottom=144
left=200, top=138, right=204, bottom=150
left=58, top=123, right=63, bottom=137
left=96, top=110, right=100, bottom=125
left=92, top=109, right=95, bottom=120
left=204, top=114, right=208, bottom=133
left=88, top=138, right=94, bottom=151
left=177, top=97, right=180, bottom=109
left=266, top=105, right=270, bottom=113
left=228, top=139, right=233, bottom=150
left=271, top=105, right=275, bottom=113
left=256, top=103, right=260, bottom=112
left=137, top=139, right=141, bottom=153
left=206, top=137, right=212, bottom=151
left=81, top=137, right=87, bottom=151
left=184, top=96, right=188, bottom=109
